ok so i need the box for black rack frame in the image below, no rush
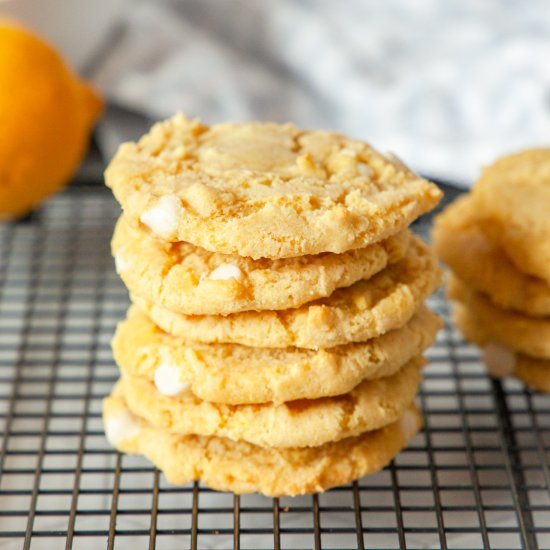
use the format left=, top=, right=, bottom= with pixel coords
left=0, top=187, right=548, bottom=550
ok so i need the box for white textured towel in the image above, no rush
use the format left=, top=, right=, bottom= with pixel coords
left=93, top=0, right=550, bottom=186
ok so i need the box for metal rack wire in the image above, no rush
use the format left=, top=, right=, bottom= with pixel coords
left=0, top=187, right=549, bottom=550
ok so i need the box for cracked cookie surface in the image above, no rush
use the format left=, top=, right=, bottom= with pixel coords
left=114, top=305, right=440, bottom=405
left=117, top=357, right=424, bottom=449
left=103, top=391, right=422, bottom=496
left=133, top=236, right=441, bottom=349
left=113, top=214, right=410, bottom=315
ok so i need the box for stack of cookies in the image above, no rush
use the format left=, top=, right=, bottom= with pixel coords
left=103, top=115, right=443, bottom=496
left=434, top=149, right=550, bottom=392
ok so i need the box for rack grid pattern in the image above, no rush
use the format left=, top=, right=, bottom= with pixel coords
left=0, top=187, right=549, bottom=550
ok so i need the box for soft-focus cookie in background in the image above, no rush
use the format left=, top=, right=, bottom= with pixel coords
left=471, top=148, right=550, bottom=283
left=454, top=304, right=550, bottom=393
left=434, top=149, right=550, bottom=392
left=433, top=194, right=550, bottom=317
left=448, top=276, right=550, bottom=360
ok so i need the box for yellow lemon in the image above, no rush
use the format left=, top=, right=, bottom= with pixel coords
left=0, top=20, right=103, bottom=219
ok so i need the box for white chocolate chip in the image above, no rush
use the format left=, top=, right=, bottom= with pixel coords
left=114, top=252, right=131, bottom=274
left=154, top=363, right=190, bottom=397
left=483, top=343, right=516, bottom=378
left=206, top=263, right=243, bottom=282
left=140, top=195, right=182, bottom=239
left=357, top=162, right=372, bottom=177
left=105, top=409, right=141, bottom=446
left=399, top=408, right=418, bottom=441
left=172, top=145, right=186, bottom=158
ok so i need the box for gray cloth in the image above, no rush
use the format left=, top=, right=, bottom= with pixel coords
left=93, top=0, right=550, bottom=186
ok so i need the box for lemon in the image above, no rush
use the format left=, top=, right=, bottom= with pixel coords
left=0, top=20, right=103, bottom=219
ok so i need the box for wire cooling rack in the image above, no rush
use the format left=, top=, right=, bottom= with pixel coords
left=0, top=186, right=549, bottom=550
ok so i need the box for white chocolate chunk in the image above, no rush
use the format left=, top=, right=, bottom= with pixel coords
left=340, top=147, right=357, bottom=158
left=483, top=343, right=516, bottom=378
left=357, top=162, right=372, bottom=177
left=399, top=408, right=419, bottom=441
left=105, top=409, right=141, bottom=446
left=114, top=252, right=131, bottom=274
left=154, top=363, right=190, bottom=397
left=207, top=263, right=243, bottom=282
left=140, top=195, right=182, bottom=239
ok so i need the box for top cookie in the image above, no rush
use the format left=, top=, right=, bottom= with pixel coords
left=105, top=115, right=442, bottom=259
left=472, top=149, right=550, bottom=283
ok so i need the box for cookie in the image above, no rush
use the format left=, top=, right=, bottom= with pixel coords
left=133, top=236, right=441, bottom=349
left=114, top=305, right=440, bottom=405
left=472, top=148, right=550, bottom=284
left=118, top=356, right=424, bottom=449
left=105, top=115, right=442, bottom=259
left=448, top=276, right=550, bottom=359
left=513, top=355, right=550, bottom=392
left=433, top=195, right=550, bottom=317
left=113, top=214, right=410, bottom=315
left=103, top=391, right=422, bottom=497
left=453, top=305, right=550, bottom=392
